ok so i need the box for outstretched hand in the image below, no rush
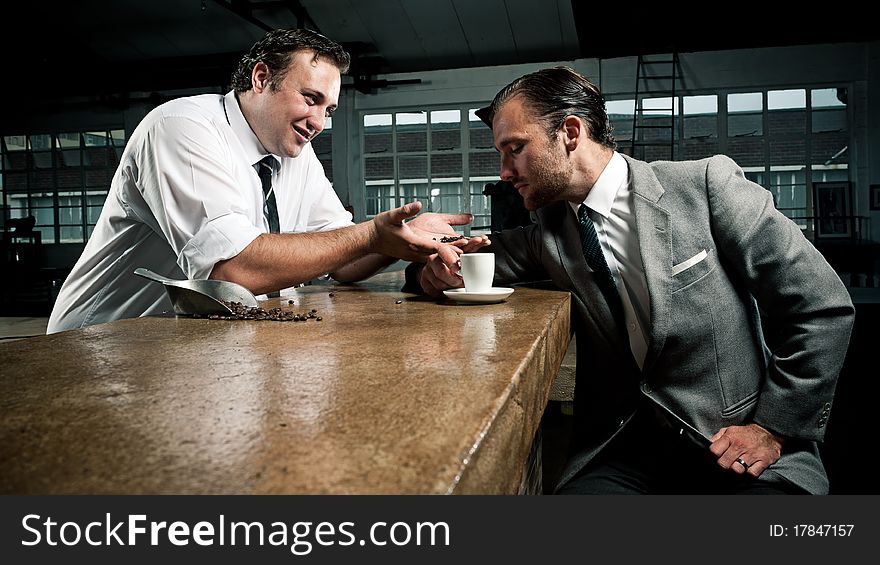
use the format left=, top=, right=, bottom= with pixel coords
left=406, top=211, right=491, bottom=253
left=370, top=202, right=462, bottom=263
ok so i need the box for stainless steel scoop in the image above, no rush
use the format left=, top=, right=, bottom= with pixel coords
left=134, top=267, right=259, bottom=316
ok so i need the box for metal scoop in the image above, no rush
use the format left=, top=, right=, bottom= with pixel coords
left=134, top=267, right=259, bottom=316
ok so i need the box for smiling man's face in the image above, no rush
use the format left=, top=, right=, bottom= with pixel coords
left=249, top=49, right=341, bottom=158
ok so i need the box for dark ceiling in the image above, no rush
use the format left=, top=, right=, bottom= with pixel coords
left=1, top=0, right=878, bottom=109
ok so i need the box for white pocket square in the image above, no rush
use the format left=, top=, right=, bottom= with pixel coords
left=672, top=249, right=708, bottom=276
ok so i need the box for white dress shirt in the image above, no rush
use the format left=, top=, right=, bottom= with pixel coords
left=570, top=151, right=651, bottom=368
left=48, top=91, right=352, bottom=333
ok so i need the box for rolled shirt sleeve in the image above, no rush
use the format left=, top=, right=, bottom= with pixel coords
left=133, top=112, right=266, bottom=280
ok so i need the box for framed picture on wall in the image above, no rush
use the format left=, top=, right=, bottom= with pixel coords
left=813, top=181, right=852, bottom=239
left=871, top=184, right=880, bottom=211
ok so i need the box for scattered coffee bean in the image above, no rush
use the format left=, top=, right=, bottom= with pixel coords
left=213, top=301, right=326, bottom=322
left=328, top=292, right=335, bottom=297
left=288, top=300, right=294, bottom=305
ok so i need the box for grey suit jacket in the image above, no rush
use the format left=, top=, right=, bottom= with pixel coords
left=489, top=154, right=855, bottom=494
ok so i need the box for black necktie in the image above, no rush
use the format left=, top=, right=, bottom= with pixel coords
left=257, top=156, right=281, bottom=298
left=577, top=205, right=625, bottom=329
left=257, top=156, right=280, bottom=234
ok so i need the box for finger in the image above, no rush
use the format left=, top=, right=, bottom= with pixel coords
left=436, top=244, right=464, bottom=268
left=708, top=433, right=730, bottom=458
left=428, top=255, right=463, bottom=288
left=730, top=456, right=750, bottom=474
left=431, top=213, right=474, bottom=226
left=386, top=201, right=423, bottom=224
left=745, top=459, right=766, bottom=477
left=458, top=237, right=491, bottom=253
left=709, top=427, right=727, bottom=443
left=420, top=268, right=451, bottom=298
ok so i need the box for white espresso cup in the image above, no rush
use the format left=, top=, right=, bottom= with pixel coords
left=460, top=253, right=495, bottom=293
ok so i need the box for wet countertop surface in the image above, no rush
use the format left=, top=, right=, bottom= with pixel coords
left=0, top=271, right=570, bottom=494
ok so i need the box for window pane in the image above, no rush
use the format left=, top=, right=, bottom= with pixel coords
left=365, top=183, right=396, bottom=216
left=769, top=167, right=807, bottom=228
left=431, top=153, right=461, bottom=179
left=398, top=156, right=427, bottom=181
left=728, top=93, right=763, bottom=137
left=4, top=172, right=27, bottom=192
left=743, top=169, right=765, bottom=188
left=812, top=88, right=847, bottom=133
left=29, top=135, right=53, bottom=151
left=364, top=156, right=393, bottom=181
left=311, top=131, right=332, bottom=158
left=606, top=99, right=635, bottom=152
left=811, top=87, right=848, bottom=169
left=431, top=110, right=461, bottom=150
left=4, top=135, right=27, bottom=151
left=396, top=112, right=427, bottom=153
left=400, top=182, right=430, bottom=211
left=313, top=123, right=333, bottom=183
left=110, top=129, right=126, bottom=146
left=58, top=206, right=83, bottom=225
left=84, top=131, right=108, bottom=147
left=468, top=152, right=497, bottom=177
left=56, top=133, right=80, bottom=149
left=770, top=139, right=804, bottom=167
left=32, top=151, right=54, bottom=169
left=364, top=114, right=392, bottom=154
left=469, top=181, right=492, bottom=234
left=468, top=109, right=494, bottom=150
left=768, top=89, right=805, bottom=136
left=430, top=182, right=462, bottom=216
left=60, top=226, right=84, bottom=243
left=683, top=95, right=717, bottom=139
left=60, top=148, right=83, bottom=168
left=87, top=205, right=103, bottom=224
left=727, top=138, right=764, bottom=168
left=682, top=93, right=718, bottom=158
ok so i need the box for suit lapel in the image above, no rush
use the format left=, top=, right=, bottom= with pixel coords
left=545, top=202, right=630, bottom=354
left=623, top=155, right=671, bottom=373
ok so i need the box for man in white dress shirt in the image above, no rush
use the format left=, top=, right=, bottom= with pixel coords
left=49, top=29, right=481, bottom=333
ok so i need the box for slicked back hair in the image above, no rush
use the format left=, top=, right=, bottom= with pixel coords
left=487, top=66, right=616, bottom=150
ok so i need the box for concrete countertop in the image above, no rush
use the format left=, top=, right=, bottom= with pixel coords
left=1, top=271, right=570, bottom=494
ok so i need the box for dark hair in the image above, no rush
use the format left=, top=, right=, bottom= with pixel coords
left=230, top=28, right=351, bottom=93
left=487, top=66, right=616, bottom=150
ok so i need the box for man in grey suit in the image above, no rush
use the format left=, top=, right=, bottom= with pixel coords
left=411, top=67, right=855, bottom=494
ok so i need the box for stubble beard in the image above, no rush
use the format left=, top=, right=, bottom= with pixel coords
left=522, top=144, right=572, bottom=211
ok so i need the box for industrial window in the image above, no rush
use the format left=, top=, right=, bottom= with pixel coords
left=609, top=85, right=850, bottom=238
left=1, top=130, right=125, bottom=243
left=361, top=108, right=494, bottom=235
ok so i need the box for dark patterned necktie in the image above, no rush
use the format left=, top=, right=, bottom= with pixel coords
left=257, top=156, right=280, bottom=297
left=577, top=205, right=625, bottom=329
left=257, top=156, right=280, bottom=234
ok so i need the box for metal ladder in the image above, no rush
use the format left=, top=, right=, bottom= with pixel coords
left=629, top=53, right=679, bottom=161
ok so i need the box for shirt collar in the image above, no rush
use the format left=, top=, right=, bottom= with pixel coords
left=223, top=90, right=276, bottom=167
left=569, top=151, right=627, bottom=219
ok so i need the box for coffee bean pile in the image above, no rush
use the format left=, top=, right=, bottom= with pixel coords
left=437, top=235, right=466, bottom=243
left=193, top=301, right=322, bottom=322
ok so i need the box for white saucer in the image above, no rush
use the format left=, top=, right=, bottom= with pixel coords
left=443, top=287, right=514, bottom=304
